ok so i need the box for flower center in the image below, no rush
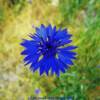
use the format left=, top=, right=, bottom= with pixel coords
left=39, top=41, right=57, bottom=57
left=46, top=43, right=52, bottom=49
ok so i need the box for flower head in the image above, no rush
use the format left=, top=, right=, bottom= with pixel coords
left=20, top=24, right=77, bottom=76
left=34, top=88, right=41, bottom=95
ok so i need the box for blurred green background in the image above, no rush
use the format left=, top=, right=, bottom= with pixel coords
left=0, top=0, right=100, bottom=100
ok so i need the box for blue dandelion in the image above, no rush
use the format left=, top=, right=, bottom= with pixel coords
left=20, top=24, right=77, bottom=76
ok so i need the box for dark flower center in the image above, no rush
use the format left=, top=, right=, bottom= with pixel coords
left=39, top=41, right=57, bottom=57
left=46, top=43, right=52, bottom=49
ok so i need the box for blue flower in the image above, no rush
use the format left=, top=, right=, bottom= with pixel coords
left=34, top=88, right=41, bottom=95
left=20, top=24, right=77, bottom=76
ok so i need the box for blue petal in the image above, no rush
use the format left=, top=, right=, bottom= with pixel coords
left=30, top=62, right=39, bottom=72
left=30, top=55, right=41, bottom=72
left=20, top=39, right=38, bottom=48
left=36, top=24, right=47, bottom=40
left=20, top=39, right=39, bottom=55
left=58, top=54, right=74, bottom=65
left=57, top=49, right=76, bottom=56
left=46, top=24, right=52, bottom=37
left=43, top=58, right=51, bottom=75
left=66, top=46, right=77, bottom=50
left=58, top=59, right=69, bottom=71
left=29, top=33, right=41, bottom=42
left=24, top=55, right=33, bottom=62
left=21, top=40, right=39, bottom=55
left=57, top=60, right=66, bottom=73
left=46, top=25, right=57, bottom=42
left=39, top=58, right=46, bottom=76
left=59, top=46, right=77, bottom=51
left=50, top=57, right=60, bottom=77
left=40, top=65, right=45, bottom=76
left=25, top=54, right=40, bottom=65
left=39, top=57, right=51, bottom=76
left=58, top=50, right=77, bottom=59
left=30, top=56, right=50, bottom=76
left=21, top=49, right=29, bottom=55
left=54, top=28, right=72, bottom=40
left=21, top=47, right=38, bottom=55
left=58, top=39, right=72, bottom=46
left=25, top=60, right=32, bottom=65
left=51, top=26, right=57, bottom=37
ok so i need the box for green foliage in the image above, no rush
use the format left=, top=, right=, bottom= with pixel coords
left=0, top=7, right=5, bottom=22
left=59, top=0, right=87, bottom=23
left=7, top=0, right=26, bottom=15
